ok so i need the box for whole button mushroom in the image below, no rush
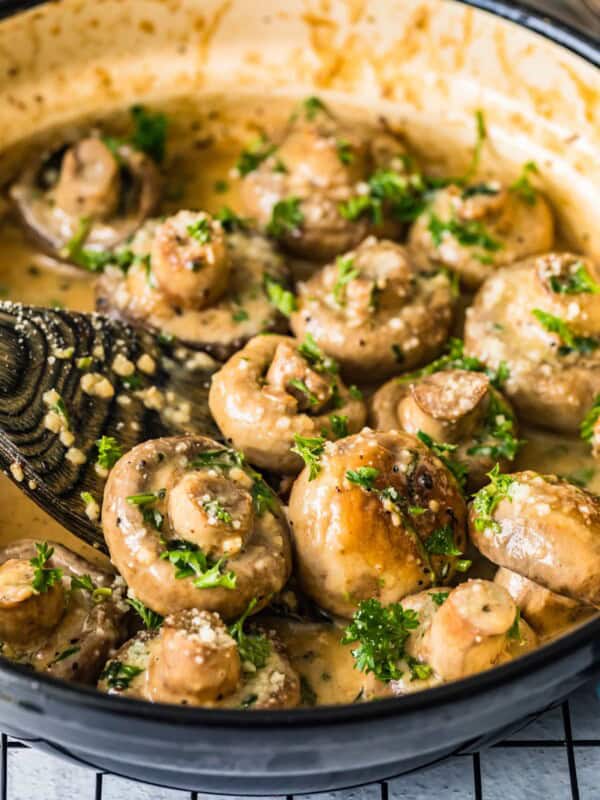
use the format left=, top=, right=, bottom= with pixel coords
left=209, top=334, right=367, bottom=474
left=290, top=237, right=455, bottom=382
left=465, top=252, right=600, bottom=434
left=287, top=429, right=468, bottom=618
left=370, top=368, right=522, bottom=490
left=408, top=175, right=554, bottom=289
left=96, top=212, right=290, bottom=360
left=470, top=469, right=600, bottom=607
left=101, top=436, right=292, bottom=620
left=241, top=97, right=416, bottom=261
left=10, top=136, right=161, bottom=263
left=98, top=608, right=301, bottom=709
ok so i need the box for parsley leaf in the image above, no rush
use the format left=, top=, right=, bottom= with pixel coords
left=215, top=206, right=248, bottom=232
left=30, top=542, right=63, bottom=594
left=581, top=395, right=600, bottom=442
left=95, top=436, right=123, bottom=470
left=267, top=197, right=304, bottom=237
left=126, top=489, right=166, bottom=507
left=186, top=217, right=212, bottom=243
left=430, top=591, right=450, bottom=606
left=471, top=464, right=516, bottom=532
left=549, top=261, right=600, bottom=295
left=461, top=109, right=487, bottom=184
left=130, top=105, right=168, bottom=163
left=336, top=139, right=354, bottom=165
left=236, top=136, right=276, bottom=176
left=339, top=168, right=427, bottom=225
left=417, top=431, right=468, bottom=490
left=510, top=161, right=539, bottom=205
left=341, top=598, right=422, bottom=683
left=202, top=498, right=233, bottom=524
left=264, top=275, right=297, bottom=316
left=425, top=525, right=462, bottom=556
left=532, top=308, right=598, bottom=355
left=126, top=597, right=163, bottom=630
left=467, top=393, right=525, bottom=462
left=100, top=660, right=144, bottom=690
left=346, top=466, right=380, bottom=491
left=297, top=333, right=338, bottom=375
left=160, top=538, right=236, bottom=590
left=428, top=212, right=502, bottom=253
left=288, top=378, right=319, bottom=407
left=507, top=608, right=521, bottom=641
left=329, top=414, right=349, bottom=439
left=291, top=434, right=325, bottom=480
left=398, top=337, right=509, bottom=390
left=70, top=574, right=95, bottom=593
left=229, top=598, right=271, bottom=670
left=302, top=96, right=330, bottom=120
left=332, top=255, right=359, bottom=305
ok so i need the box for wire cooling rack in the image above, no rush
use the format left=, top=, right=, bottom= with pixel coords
left=1, top=684, right=599, bottom=800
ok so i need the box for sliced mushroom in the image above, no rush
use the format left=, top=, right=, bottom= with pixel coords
left=470, top=470, right=600, bottom=606
left=95, top=214, right=290, bottom=360
left=370, top=369, right=521, bottom=490
left=494, top=567, right=596, bottom=640
left=464, top=253, right=600, bottom=433
left=10, top=137, right=161, bottom=261
left=98, top=608, right=301, bottom=709
left=101, top=436, right=292, bottom=620
left=287, top=429, right=468, bottom=618
left=363, top=580, right=537, bottom=699
left=0, top=539, right=127, bottom=683
left=408, top=179, right=554, bottom=288
left=209, top=334, right=367, bottom=474
left=241, top=104, right=416, bottom=260
left=290, top=237, right=455, bottom=382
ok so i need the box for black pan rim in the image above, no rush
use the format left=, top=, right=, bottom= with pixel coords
left=0, top=0, right=598, bottom=728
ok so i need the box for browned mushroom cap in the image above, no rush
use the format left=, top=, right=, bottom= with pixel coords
left=95, top=217, right=290, bottom=360
left=370, top=369, right=521, bottom=490
left=290, top=237, right=454, bottom=382
left=465, top=253, right=600, bottom=434
left=470, top=471, right=600, bottom=606
left=0, top=539, right=127, bottom=683
left=494, top=567, right=596, bottom=639
left=209, top=334, right=367, bottom=474
left=10, top=138, right=161, bottom=260
left=240, top=106, right=414, bottom=261
left=363, top=580, right=536, bottom=699
left=99, top=609, right=301, bottom=709
left=408, top=179, right=554, bottom=288
left=101, top=436, right=292, bottom=620
left=287, top=429, right=468, bottom=618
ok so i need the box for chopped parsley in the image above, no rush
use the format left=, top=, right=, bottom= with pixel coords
left=51, top=646, right=80, bottom=664
left=425, top=525, right=463, bottom=556
left=126, top=597, right=164, bottom=630
left=100, top=660, right=144, bottom=690
left=349, top=385, right=363, bottom=400
left=339, top=168, right=427, bottom=225
left=581, top=395, right=600, bottom=442
left=229, top=598, right=271, bottom=670
left=70, top=574, right=95, bottom=593
left=329, top=414, right=349, bottom=439
left=300, top=676, right=318, bottom=706
left=126, top=489, right=166, bottom=506
left=61, top=217, right=136, bottom=272
left=467, top=393, right=524, bottom=462
left=336, top=139, right=354, bottom=165
left=202, top=498, right=233, bottom=525
left=191, top=447, right=244, bottom=471
left=302, top=96, right=330, bottom=121
left=461, top=182, right=500, bottom=199
left=471, top=464, right=516, bottom=532
left=341, top=598, right=423, bottom=683
left=291, top=434, right=325, bottom=480
left=186, top=217, right=212, bottom=244
left=507, top=608, right=521, bottom=641
left=346, top=466, right=380, bottom=491
left=461, top=109, right=487, bottom=183
left=509, top=161, right=539, bottom=205
left=95, top=436, right=123, bottom=470
left=532, top=308, right=598, bottom=355
left=240, top=693, right=258, bottom=709
left=297, top=333, right=338, bottom=375
left=332, top=255, right=359, bottom=305
left=160, top=538, right=236, bottom=590
left=236, top=136, right=276, bottom=176
left=549, top=261, right=600, bottom=295
left=267, top=197, right=304, bottom=238
left=288, top=378, right=319, bottom=407
left=428, top=213, right=502, bottom=253
left=264, top=275, right=297, bottom=316
left=30, top=542, right=63, bottom=594
left=232, top=308, right=249, bottom=323
left=214, top=179, right=229, bottom=193
left=397, top=337, right=509, bottom=390
left=130, top=105, right=168, bottom=163
left=430, top=591, right=450, bottom=606
left=417, top=431, right=468, bottom=490
left=215, top=206, right=248, bottom=232
left=76, top=356, right=93, bottom=370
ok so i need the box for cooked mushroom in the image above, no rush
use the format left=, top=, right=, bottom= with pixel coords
left=464, top=252, right=600, bottom=433
left=0, top=539, right=127, bottom=683
left=98, top=608, right=301, bottom=709
left=370, top=369, right=521, bottom=490
left=289, top=237, right=455, bottom=382
left=408, top=178, right=554, bottom=288
left=362, top=580, right=537, bottom=699
left=10, top=137, right=161, bottom=261
left=287, top=429, right=468, bottom=618
left=241, top=101, right=417, bottom=260
left=494, top=567, right=596, bottom=640
left=470, top=470, right=600, bottom=606
left=101, top=436, right=292, bottom=620
left=95, top=212, right=290, bottom=360
left=209, top=334, right=367, bottom=474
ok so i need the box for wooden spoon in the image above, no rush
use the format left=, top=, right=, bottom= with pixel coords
left=0, top=301, right=221, bottom=551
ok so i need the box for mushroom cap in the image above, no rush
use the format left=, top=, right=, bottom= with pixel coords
left=470, top=470, right=600, bottom=606
left=288, top=429, right=468, bottom=618
left=209, top=334, right=367, bottom=474
left=290, top=237, right=455, bottom=382
left=465, top=253, right=600, bottom=433
left=101, top=436, right=292, bottom=620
